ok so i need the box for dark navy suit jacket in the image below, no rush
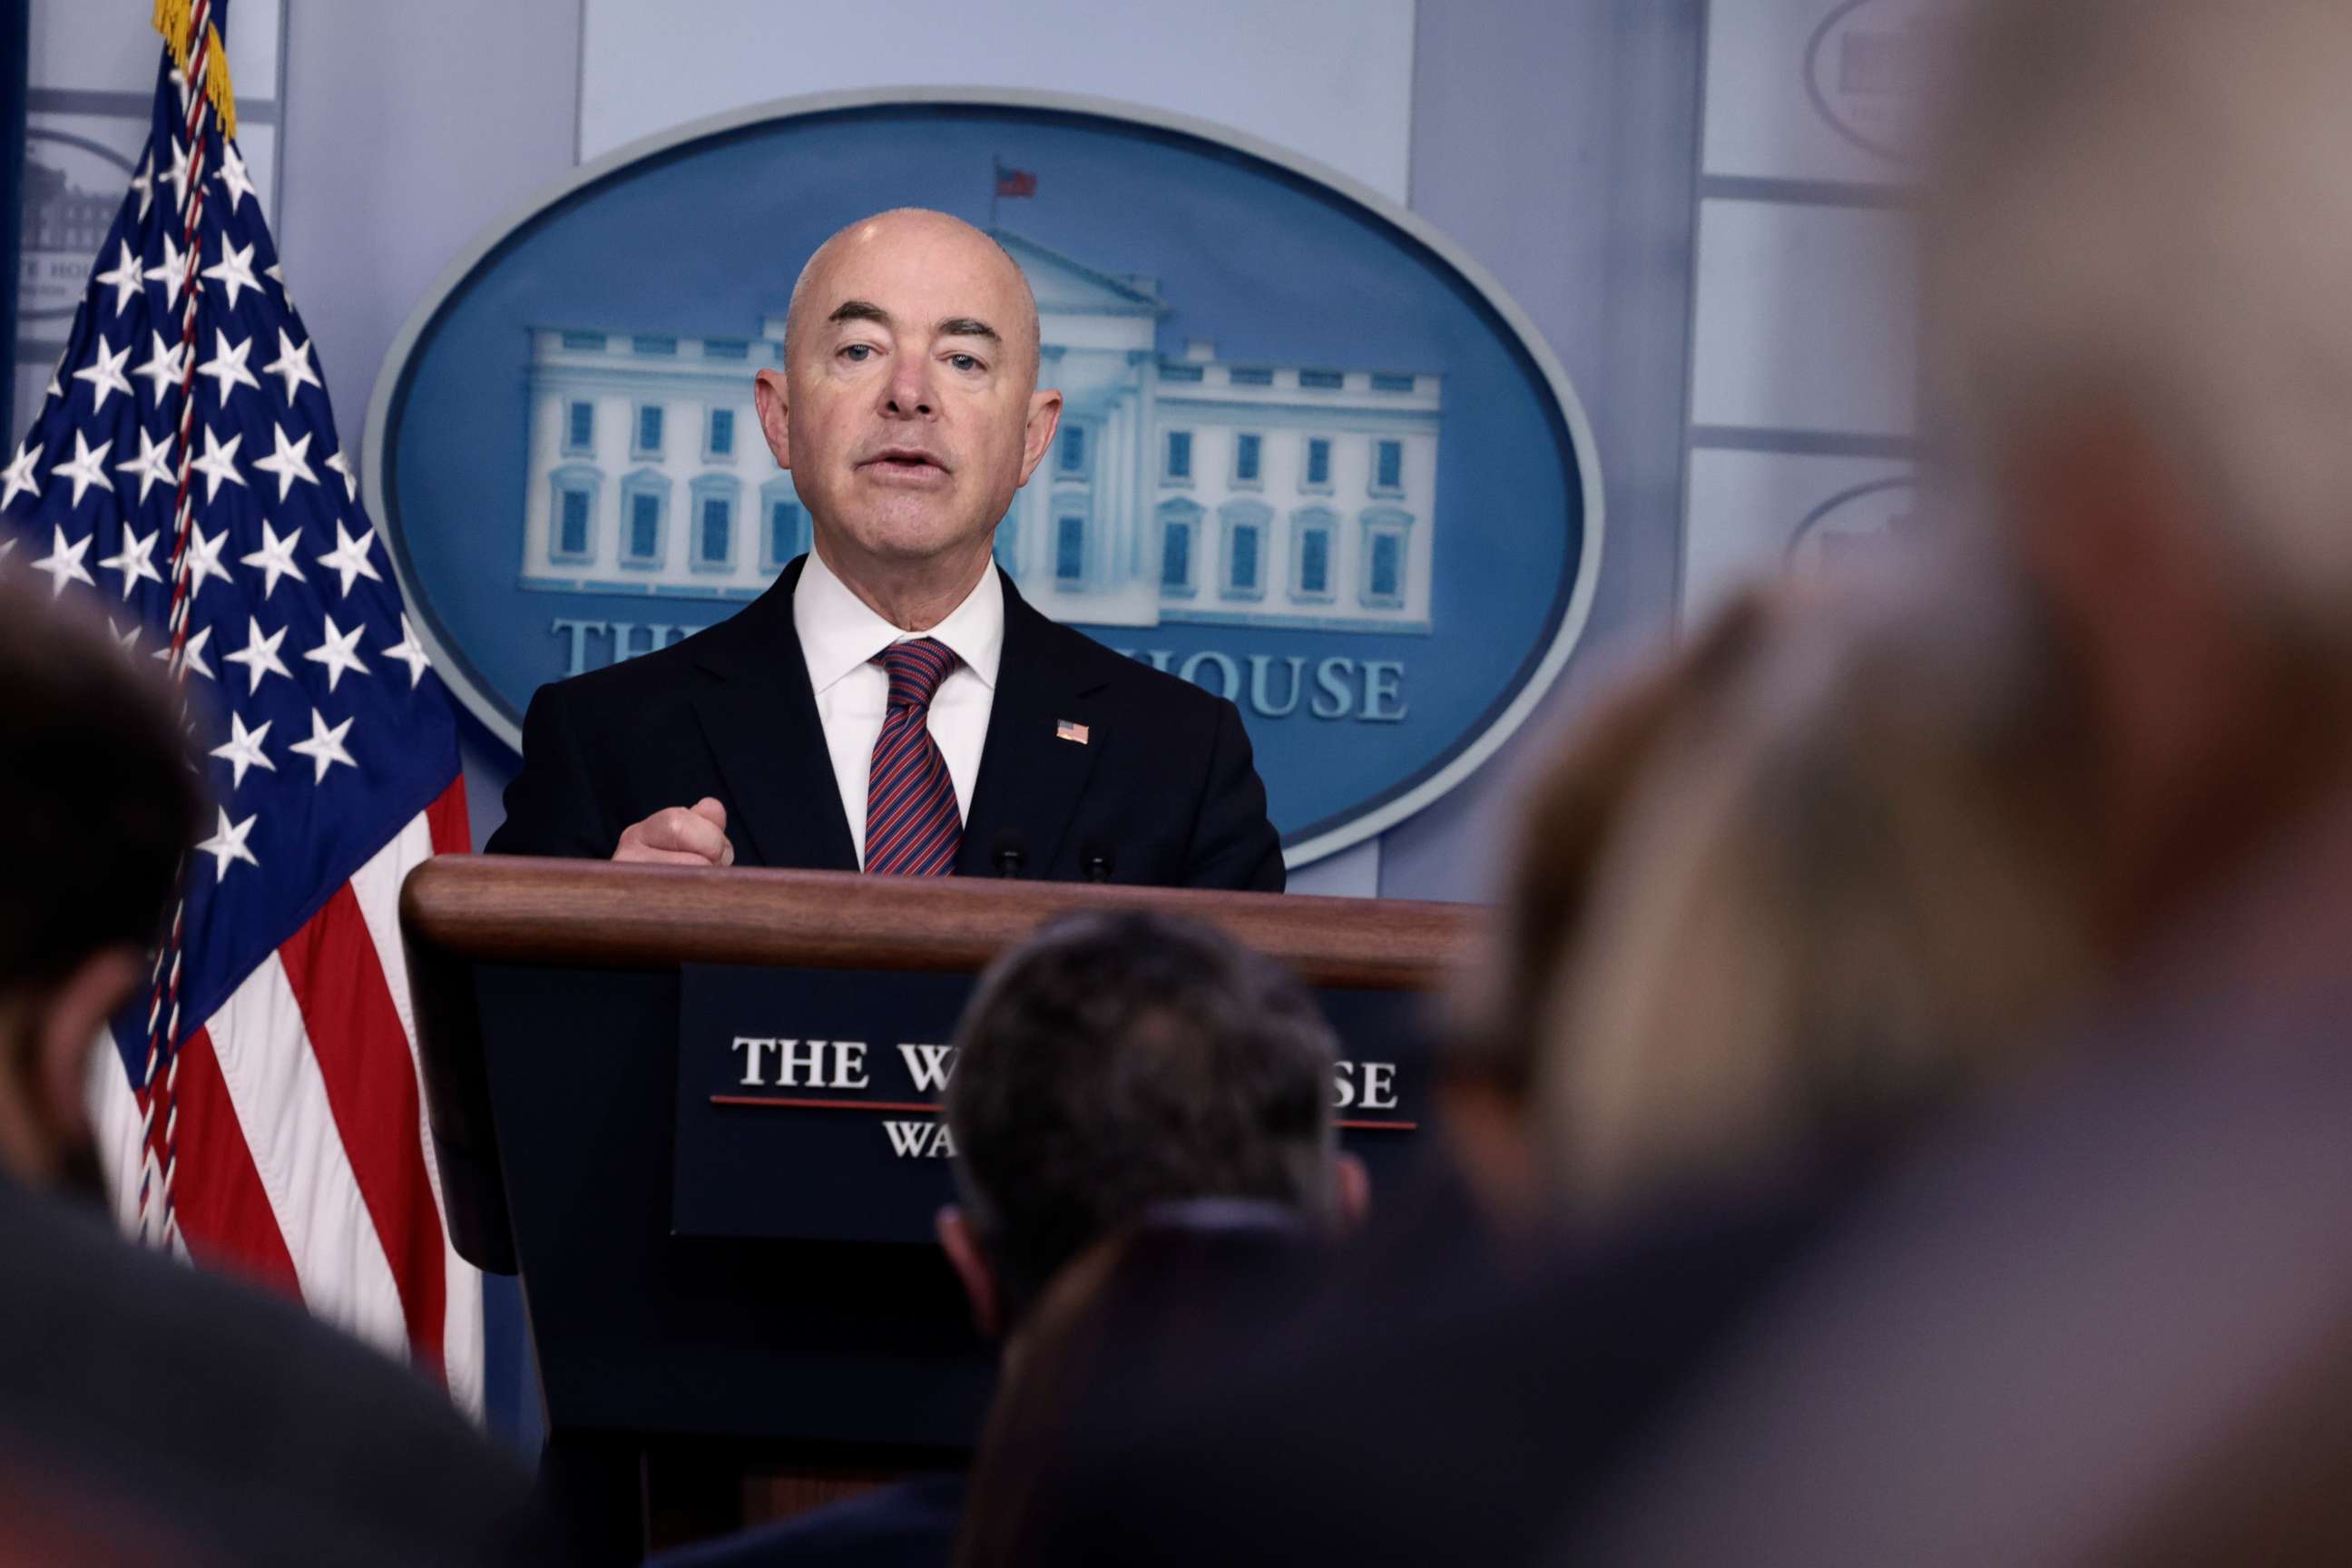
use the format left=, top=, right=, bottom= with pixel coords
left=652, top=1476, right=965, bottom=1568
left=486, top=556, right=1284, bottom=890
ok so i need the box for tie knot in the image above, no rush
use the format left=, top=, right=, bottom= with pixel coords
left=874, top=638, right=957, bottom=710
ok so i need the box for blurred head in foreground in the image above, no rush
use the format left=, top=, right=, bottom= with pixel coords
left=0, top=576, right=201, bottom=1191
left=1446, top=586, right=1794, bottom=1223
left=942, top=908, right=1364, bottom=1338
left=1919, top=0, right=2352, bottom=953
left=1543, top=584, right=2102, bottom=1229
left=1535, top=0, right=2352, bottom=1231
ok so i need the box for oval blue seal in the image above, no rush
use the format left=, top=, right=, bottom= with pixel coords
left=365, top=89, right=1602, bottom=867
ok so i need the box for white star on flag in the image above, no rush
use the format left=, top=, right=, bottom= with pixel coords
left=222, top=615, right=293, bottom=692
left=383, top=614, right=432, bottom=689
left=192, top=806, right=260, bottom=877
left=155, top=622, right=216, bottom=682
left=98, top=524, right=162, bottom=600
left=217, top=142, right=259, bottom=212
left=132, top=331, right=189, bottom=405
left=202, top=239, right=262, bottom=310
left=53, top=432, right=118, bottom=507
left=209, top=712, right=277, bottom=789
left=0, top=440, right=39, bottom=511
left=288, top=707, right=358, bottom=782
left=239, top=520, right=308, bottom=598
left=196, top=329, right=260, bottom=400
left=324, top=448, right=358, bottom=501
left=94, top=242, right=146, bottom=314
left=128, top=152, right=152, bottom=222
left=111, top=620, right=140, bottom=656
left=304, top=613, right=371, bottom=691
left=159, top=135, right=191, bottom=208
left=183, top=521, right=236, bottom=603
left=189, top=426, right=247, bottom=501
left=30, top=525, right=94, bottom=597
left=152, top=230, right=190, bottom=313
left=317, top=521, right=382, bottom=596
left=72, top=338, right=134, bottom=416
left=114, top=426, right=177, bottom=504
left=251, top=424, right=319, bottom=501
left=263, top=330, right=322, bottom=403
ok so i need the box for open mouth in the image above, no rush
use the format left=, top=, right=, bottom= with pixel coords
left=862, top=448, right=948, bottom=475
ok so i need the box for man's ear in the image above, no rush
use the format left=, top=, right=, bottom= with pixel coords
left=29, top=946, right=142, bottom=1175
left=753, top=368, right=792, bottom=471
left=1334, top=1152, right=1371, bottom=1231
left=1015, top=387, right=1063, bottom=487
left=936, top=1204, right=1002, bottom=1340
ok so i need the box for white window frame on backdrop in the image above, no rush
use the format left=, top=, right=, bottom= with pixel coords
left=632, top=402, right=666, bottom=460
left=703, top=407, right=737, bottom=462
left=1359, top=505, right=1411, bottom=607
left=689, top=475, right=740, bottom=573
left=1289, top=505, right=1336, bottom=603
left=1220, top=499, right=1270, bottom=601
left=1158, top=496, right=1202, bottom=597
left=1299, top=435, right=1333, bottom=494
left=620, top=469, right=671, bottom=568
left=548, top=465, right=602, bottom=565
left=562, top=399, right=595, bottom=457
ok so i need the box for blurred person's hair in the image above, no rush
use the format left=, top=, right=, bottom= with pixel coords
left=1920, top=0, right=2352, bottom=648
left=1455, top=587, right=1794, bottom=1103
left=1440, top=588, right=1795, bottom=1220
left=946, top=910, right=1341, bottom=1325
left=1543, top=579, right=2102, bottom=1226
left=0, top=574, right=201, bottom=992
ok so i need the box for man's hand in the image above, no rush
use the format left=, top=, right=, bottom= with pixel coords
left=612, top=797, right=737, bottom=867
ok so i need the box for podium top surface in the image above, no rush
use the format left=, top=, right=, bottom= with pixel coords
left=400, top=856, right=1485, bottom=990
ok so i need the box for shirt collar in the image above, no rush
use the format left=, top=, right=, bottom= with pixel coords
left=794, top=549, right=1004, bottom=696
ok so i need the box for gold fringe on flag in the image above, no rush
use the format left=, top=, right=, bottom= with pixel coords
left=151, top=0, right=239, bottom=142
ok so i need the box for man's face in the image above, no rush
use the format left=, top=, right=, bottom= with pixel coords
left=758, top=213, right=1060, bottom=570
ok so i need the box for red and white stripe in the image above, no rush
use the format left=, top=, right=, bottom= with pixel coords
left=91, top=781, right=484, bottom=1416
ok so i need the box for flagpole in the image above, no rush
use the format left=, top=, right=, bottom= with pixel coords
left=138, top=0, right=230, bottom=1251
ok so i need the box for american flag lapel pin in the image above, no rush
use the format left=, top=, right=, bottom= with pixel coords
left=1055, top=719, right=1090, bottom=745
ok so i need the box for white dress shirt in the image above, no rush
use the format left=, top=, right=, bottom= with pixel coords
left=793, top=550, right=1004, bottom=867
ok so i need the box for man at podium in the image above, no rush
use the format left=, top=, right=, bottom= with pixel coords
left=489, top=209, right=1284, bottom=890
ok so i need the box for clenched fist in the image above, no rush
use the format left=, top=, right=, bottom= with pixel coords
left=612, top=797, right=736, bottom=867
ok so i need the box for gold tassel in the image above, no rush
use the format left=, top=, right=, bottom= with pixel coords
left=151, top=2, right=240, bottom=142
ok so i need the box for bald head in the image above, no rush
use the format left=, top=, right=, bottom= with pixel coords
left=784, top=208, right=1043, bottom=387
left=750, top=206, right=1065, bottom=617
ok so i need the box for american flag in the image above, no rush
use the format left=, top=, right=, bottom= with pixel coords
left=0, top=1, right=480, bottom=1411
left=994, top=162, right=1038, bottom=200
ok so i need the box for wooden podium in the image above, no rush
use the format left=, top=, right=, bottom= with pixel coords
left=400, top=856, right=1480, bottom=1556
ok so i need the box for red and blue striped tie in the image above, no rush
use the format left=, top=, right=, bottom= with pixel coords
left=864, top=639, right=964, bottom=877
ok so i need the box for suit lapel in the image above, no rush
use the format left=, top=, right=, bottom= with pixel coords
left=958, top=575, right=1107, bottom=876
left=689, top=555, right=859, bottom=872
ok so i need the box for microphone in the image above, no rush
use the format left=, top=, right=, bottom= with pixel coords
left=991, top=828, right=1028, bottom=879
left=1079, top=838, right=1115, bottom=884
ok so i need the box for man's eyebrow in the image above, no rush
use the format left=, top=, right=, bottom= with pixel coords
left=936, top=316, right=1001, bottom=343
left=826, top=299, right=892, bottom=328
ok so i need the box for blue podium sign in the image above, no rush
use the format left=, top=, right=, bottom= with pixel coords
left=673, top=965, right=1429, bottom=1246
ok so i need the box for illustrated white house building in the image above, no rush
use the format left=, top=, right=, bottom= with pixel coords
left=518, top=230, right=1440, bottom=632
